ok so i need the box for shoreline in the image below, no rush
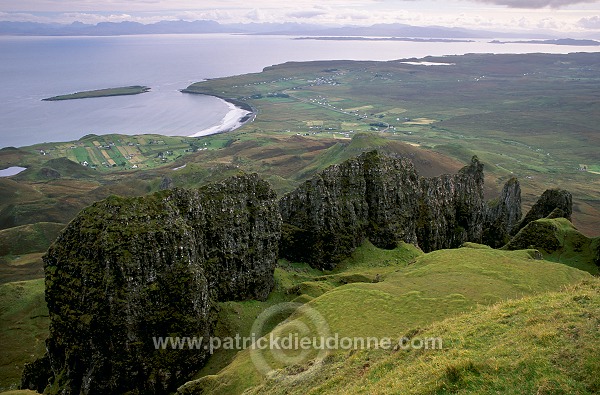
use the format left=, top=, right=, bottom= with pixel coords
left=181, top=90, right=256, bottom=137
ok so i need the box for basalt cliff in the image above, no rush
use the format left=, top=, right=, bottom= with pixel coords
left=21, top=151, right=579, bottom=394
left=21, top=174, right=281, bottom=395
left=280, top=151, right=524, bottom=269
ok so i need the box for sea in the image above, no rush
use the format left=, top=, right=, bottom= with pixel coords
left=1, top=33, right=599, bottom=149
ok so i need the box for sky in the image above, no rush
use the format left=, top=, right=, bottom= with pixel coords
left=1, top=0, right=600, bottom=35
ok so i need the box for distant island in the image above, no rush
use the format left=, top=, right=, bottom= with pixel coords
left=490, top=38, right=600, bottom=46
left=296, top=36, right=474, bottom=43
left=43, top=85, right=150, bottom=101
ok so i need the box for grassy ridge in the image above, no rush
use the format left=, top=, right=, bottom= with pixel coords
left=42, top=85, right=149, bottom=101
left=248, top=278, right=600, bottom=395
left=504, top=218, right=599, bottom=275
left=179, top=242, right=592, bottom=394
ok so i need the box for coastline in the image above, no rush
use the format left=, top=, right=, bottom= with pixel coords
left=181, top=90, right=256, bottom=137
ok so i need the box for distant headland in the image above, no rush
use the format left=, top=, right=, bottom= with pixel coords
left=490, top=38, right=600, bottom=46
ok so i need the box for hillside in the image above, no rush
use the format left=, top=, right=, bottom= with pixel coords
left=0, top=52, right=598, bottom=395
left=184, top=53, right=600, bottom=235
left=3, top=241, right=594, bottom=394
left=245, top=277, right=600, bottom=395
left=177, top=243, right=593, bottom=395
left=0, top=279, right=47, bottom=393
left=505, top=217, right=599, bottom=275
left=0, top=133, right=466, bottom=284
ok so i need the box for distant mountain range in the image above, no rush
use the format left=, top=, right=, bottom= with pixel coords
left=0, top=20, right=555, bottom=39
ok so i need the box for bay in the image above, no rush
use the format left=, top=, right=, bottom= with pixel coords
left=1, top=33, right=598, bottom=148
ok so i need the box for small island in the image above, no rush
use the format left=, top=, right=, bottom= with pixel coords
left=43, top=85, right=150, bottom=101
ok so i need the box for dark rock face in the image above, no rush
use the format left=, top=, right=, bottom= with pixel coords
left=22, top=174, right=281, bottom=395
left=513, top=189, right=572, bottom=234
left=280, top=151, right=488, bottom=269
left=159, top=176, right=174, bottom=190
left=482, top=177, right=522, bottom=248
left=416, top=157, right=485, bottom=252
left=279, top=151, right=419, bottom=269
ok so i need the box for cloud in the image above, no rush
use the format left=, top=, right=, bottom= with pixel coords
left=579, top=15, right=600, bottom=28
left=245, top=8, right=265, bottom=21
left=174, top=10, right=234, bottom=22
left=287, top=10, right=327, bottom=18
left=0, top=12, right=49, bottom=23
left=470, top=0, right=598, bottom=8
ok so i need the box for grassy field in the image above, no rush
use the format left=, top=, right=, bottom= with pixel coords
left=24, top=134, right=224, bottom=171
left=42, top=85, right=149, bottom=101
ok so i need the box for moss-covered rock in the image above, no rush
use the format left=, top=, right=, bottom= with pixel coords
left=505, top=219, right=562, bottom=253
left=513, top=188, right=572, bottom=234
left=21, top=174, right=281, bottom=395
left=504, top=217, right=599, bottom=274
left=279, top=152, right=489, bottom=269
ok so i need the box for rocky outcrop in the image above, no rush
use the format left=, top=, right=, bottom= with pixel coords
left=504, top=219, right=562, bottom=253
left=21, top=174, right=281, bottom=395
left=279, top=151, right=419, bottom=269
left=416, top=156, right=485, bottom=252
left=513, top=189, right=572, bottom=234
left=482, top=178, right=522, bottom=248
left=280, top=151, right=488, bottom=269
left=504, top=216, right=600, bottom=273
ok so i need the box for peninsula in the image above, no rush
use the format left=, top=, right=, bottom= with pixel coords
left=42, top=85, right=150, bottom=101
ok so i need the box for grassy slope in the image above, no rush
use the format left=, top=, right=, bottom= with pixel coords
left=504, top=218, right=599, bottom=275
left=0, top=223, right=64, bottom=256
left=179, top=243, right=592, bottom=395
left=185, top=241, right=423, bottom=386
left=249, top=278, right=600, bottom=395
left=0, top=240, right=595, bottom=394
left=0, top=279, right=48, bottom=392
left=0, top=222, right=64, bottom=285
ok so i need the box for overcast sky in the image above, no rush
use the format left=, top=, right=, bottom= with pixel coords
left=1, top=0, right=600, bottom=34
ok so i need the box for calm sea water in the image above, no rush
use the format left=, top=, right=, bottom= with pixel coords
left=1, top=34, right=599, bottom=148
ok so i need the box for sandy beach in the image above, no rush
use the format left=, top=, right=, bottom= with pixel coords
left=189, top=99, right=253, bottom=138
